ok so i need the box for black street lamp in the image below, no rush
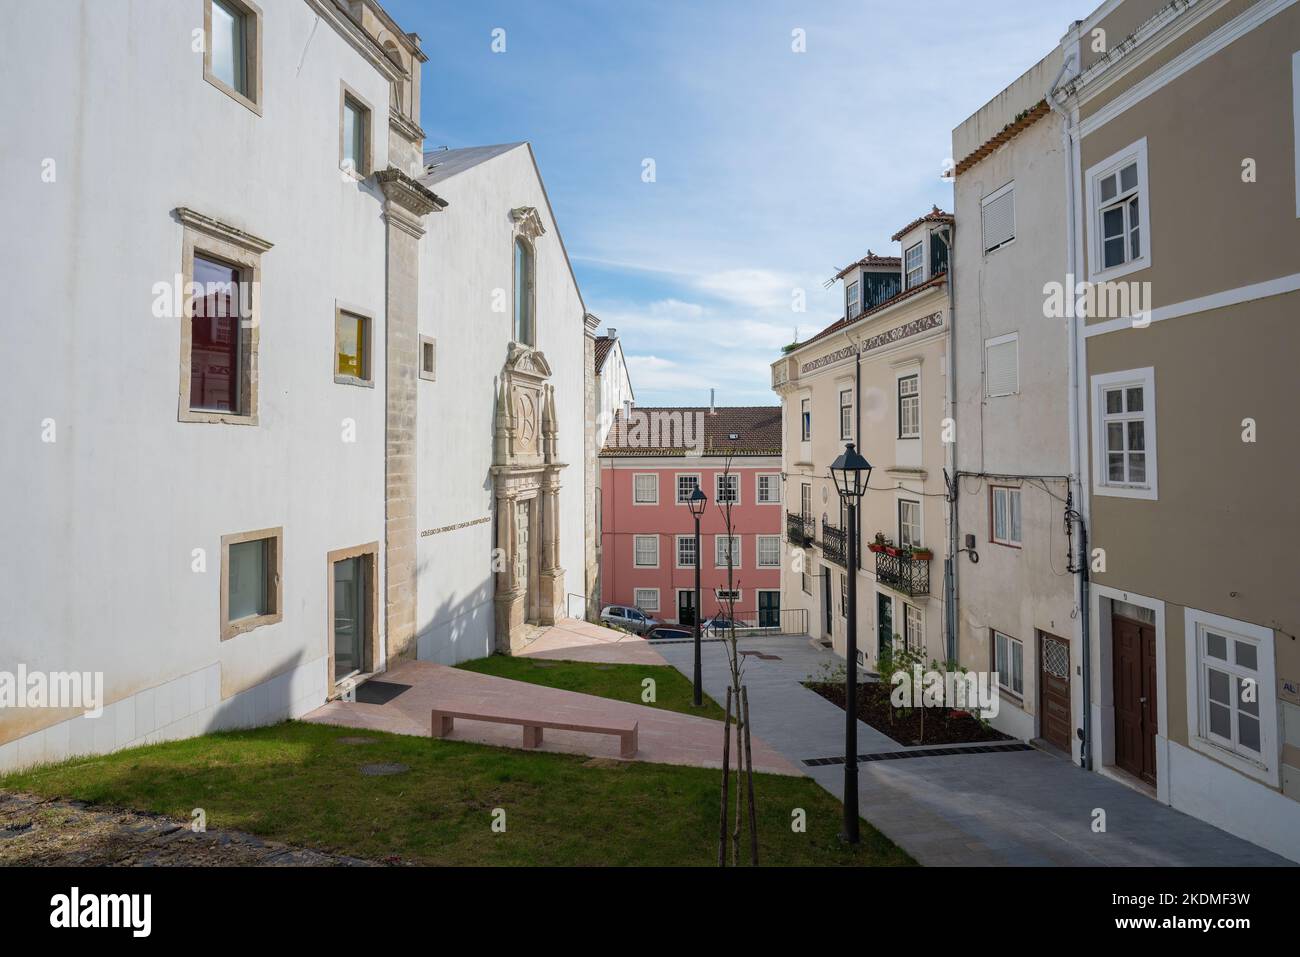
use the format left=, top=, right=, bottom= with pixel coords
left=687, top=486, right=708, bottom=707
left=829, top=442, right=872, bottom=844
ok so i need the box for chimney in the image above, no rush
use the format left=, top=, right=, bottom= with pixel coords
left=607, top=328, right=618, bottom=340
left=709, top=389, right=717, bottom=415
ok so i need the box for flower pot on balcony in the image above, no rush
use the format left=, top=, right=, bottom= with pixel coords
left=912, top=548, right=933, bottom=560
left=867, top=543, right=885, bottom=554
left=885, top=546, right=904, bottom=558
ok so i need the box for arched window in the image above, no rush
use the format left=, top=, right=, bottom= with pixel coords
left=513, top=238, right=535, bottom=345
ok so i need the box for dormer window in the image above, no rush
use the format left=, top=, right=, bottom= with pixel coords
left=845, top=280, right=860, bottom=318
left=904, top=242, right=924, bottom=289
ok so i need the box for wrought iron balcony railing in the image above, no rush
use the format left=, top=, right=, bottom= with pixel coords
left=786, top=511, right=815, bottom=548
left=874, top=548, right=931, bottom=597
left=821, top=520, right=862, bottom=570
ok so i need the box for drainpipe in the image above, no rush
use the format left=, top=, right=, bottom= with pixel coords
left=1048, top=42, right=1092, bottom=771
left=941, top=223, right=957, bottom=666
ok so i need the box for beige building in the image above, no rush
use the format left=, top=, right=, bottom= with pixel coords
left=773, top=212, right=952, bottom=670
left=1050, top=0, right=1300, bottom=860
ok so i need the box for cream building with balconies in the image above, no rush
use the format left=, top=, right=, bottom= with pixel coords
left=773, top=210, right=952, bottom=671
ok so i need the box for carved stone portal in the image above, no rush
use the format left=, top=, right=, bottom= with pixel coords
left=493, top=344, right=565, bottom=653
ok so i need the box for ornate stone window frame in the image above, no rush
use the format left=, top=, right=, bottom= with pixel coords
left=203, top=0, right=263, bottom=116
left=175, top=207, right=272, bottom=426
left=220, top=526, right=283, bottom=641
left=510, top=206, right=546, bottom=347
left=339, top=81, right=374, bottom=179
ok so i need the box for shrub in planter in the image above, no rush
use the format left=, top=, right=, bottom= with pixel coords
left=911, top=547, right=933, bottom=560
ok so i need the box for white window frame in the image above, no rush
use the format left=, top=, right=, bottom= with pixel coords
left=1091, top=367, right=1157, bottom=500
left=984, top=332, right=1019, bottom=397
left=980, top=180, right=1016, bottom=253
left=632, top=473, right=658, bottom=505
left=715, top=472, right=740, bottom=506
left=903, top=603, right=924, bottom=652
left=633, top=534, right=659, bottom=568
left=756, top=535, right=781, bottom=568
left=800, top=482, right=812, bottom=519
left=1084, top=137, right=1151, bottom=282
left=715, top=535, right=742, bottom=569
left=898, top=498, right=921, bottom=549
left=846, top=279, right=860, bottom=317
left=675, top=534, right=697, bottom=569
left=993, top=630, right=1024, bottom=698
left=990, top=486, right=1022, bottom=547
left=904, top=241, right=924, bottom=289
left=675, top=473, right=700, bottom=505
left=839, top=388, right=853, bottom=441
left=756, top=473, right=781, bottom=504
left=897, top=373, right=920, bottom=439
left=800, top=398, right=811, bottom=441
left=634, top=588, right=660, bottom=614
left=1184, top=607, right=1279, bottom=786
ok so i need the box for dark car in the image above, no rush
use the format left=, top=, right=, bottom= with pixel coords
left=645, top=626, right=693, bottom=640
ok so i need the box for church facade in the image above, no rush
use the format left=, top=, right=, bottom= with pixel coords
left=0, top=0, right=595, bottom=771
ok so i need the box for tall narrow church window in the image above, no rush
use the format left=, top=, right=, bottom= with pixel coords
left=514, top=238, right=535, bottom=346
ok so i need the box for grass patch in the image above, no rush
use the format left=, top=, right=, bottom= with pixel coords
left=456, top=654, right=726, bottom=721
left=1, top=722, right=913, bottom=867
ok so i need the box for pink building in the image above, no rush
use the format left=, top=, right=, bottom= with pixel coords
left=599, top=407, right=783, bottom=627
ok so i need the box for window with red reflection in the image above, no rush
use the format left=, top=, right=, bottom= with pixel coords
left=190, top=255, right=241, bottom=412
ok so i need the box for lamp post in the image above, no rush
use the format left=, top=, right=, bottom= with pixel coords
left=829, top=442, right=872, bottom=844
left=687, top=485, right=708, bottom=707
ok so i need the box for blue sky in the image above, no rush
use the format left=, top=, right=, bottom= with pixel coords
left=384, top=0, right=1085, bottom=405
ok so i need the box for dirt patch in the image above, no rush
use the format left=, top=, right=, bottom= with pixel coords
left=805, top=681, right=1011, bottom=747
left=0, top=792, right=383, bottom=867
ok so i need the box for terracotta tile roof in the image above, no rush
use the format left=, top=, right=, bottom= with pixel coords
left=600, top=406, right=782, bottom=457
left=833, top=251, right=903, bottom=281
left=794, top=271, right=948, bottom=352
left=594, top=336, right=615, bottom=372
left=954, top=99, right=1051, bottom=176
left=890, top=206, right=954, bottom=242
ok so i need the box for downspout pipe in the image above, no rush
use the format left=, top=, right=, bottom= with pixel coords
left=942, top=224, right=957, bottom=666
left=1048, top=44, right=1092, bottom=771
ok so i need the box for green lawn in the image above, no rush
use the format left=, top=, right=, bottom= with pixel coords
left=456, top=654, right=727, bottom=721
left=1, top=722, right=913, bottom=866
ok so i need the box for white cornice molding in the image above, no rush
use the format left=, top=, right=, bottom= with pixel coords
left=1083, top=271, right=1300, bottom=337
left=1079, top=0, right=1296, bottom=135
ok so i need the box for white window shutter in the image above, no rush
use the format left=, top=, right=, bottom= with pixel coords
left=981, top=188, right=1015, bottom=251
left=985, top=336, right=1018, bottom=397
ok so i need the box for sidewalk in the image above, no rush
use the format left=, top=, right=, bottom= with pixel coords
left=652, top=635, right=1289, bottom=866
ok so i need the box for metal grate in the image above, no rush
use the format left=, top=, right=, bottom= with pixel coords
left=802, top=742, right=1033, bottom=766
left=1042, top=637, right=1070, bottom=679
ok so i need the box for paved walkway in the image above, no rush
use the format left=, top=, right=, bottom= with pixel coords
left=516, top=618, right=667, bottom=665
left=652, top=635, right=1289, bottom=866
left=304, top=655, right=800, bottom=776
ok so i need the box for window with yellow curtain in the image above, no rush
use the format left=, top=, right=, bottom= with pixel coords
left=335, top=310, right=370, bottom=384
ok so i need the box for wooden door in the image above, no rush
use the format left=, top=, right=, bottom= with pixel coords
left=1038, top=632, right=1071, bottom=752
left=1112, top=615, right=1157, bottom=785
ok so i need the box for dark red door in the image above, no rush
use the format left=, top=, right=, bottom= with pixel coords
left=1112, top=615, right=1157, bottom=785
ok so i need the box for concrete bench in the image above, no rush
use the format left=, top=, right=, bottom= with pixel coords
left=431, top=706, right=639, bottom=758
